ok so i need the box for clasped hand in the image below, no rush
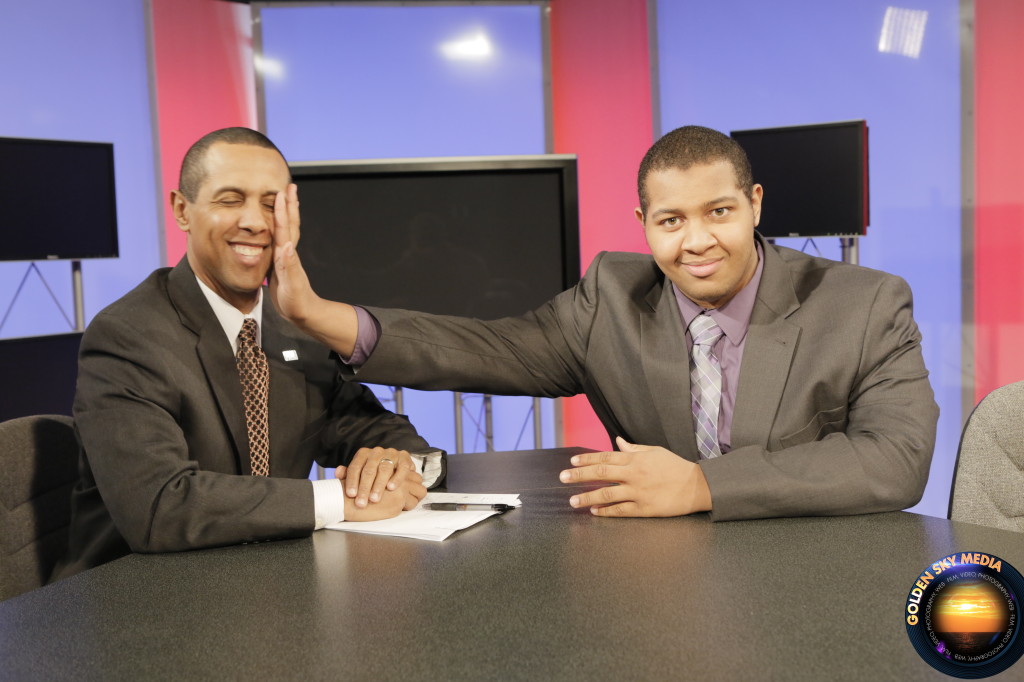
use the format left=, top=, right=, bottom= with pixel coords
left=558, top=437, right=712, bottom=517
left=336, top=446, right=426, bottom=521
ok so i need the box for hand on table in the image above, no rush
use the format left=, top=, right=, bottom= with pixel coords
left=558, top=436, right=712, bottom=517
left=337, top=447, right=426, bottom=511
left=342, top=485, right=407, bottom=522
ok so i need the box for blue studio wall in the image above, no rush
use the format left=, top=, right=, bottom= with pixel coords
left=656, top=0, right=961, bottom=518
left=261, top=4, right=546, bottom=161
left=0, top=1, right=161, bottom=339
left=259, top=3, right=554, bottom=454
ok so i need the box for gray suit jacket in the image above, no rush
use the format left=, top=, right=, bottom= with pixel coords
left=54, top=258, right=429, bottom=579
left=352, top=236, right=938, bottom=520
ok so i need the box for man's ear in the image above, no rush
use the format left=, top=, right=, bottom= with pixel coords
left=750, top=184, right=764, bottom=227
left=634, top=206, right=646, bottom=227
left=170, top=190, right=190, bottom=232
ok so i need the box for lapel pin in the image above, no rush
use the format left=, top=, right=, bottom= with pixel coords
left=282, top=350, right=299, bottom=362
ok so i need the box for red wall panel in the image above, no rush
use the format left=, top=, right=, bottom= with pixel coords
left=974, top=0, right=1024, bottom=403
left=150, top=0, right=256, bottom=264
left=549, top=0, right=654, bottom=447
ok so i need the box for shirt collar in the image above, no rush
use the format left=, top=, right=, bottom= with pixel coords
left=673, top=240, right=764, bottom=343
left=194, top=276, right=263, bottom=355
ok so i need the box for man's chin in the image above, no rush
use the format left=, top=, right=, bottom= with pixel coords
left=675, top=282, right=727, bottom=309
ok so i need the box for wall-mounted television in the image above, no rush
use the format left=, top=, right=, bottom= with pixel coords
left=0, top=136, right=118, bottom=261
left=0, top=331, right=83, bottom=422
left=730, top=120, right=869, bottom=238
left=290, top=155, right=580, bottom=319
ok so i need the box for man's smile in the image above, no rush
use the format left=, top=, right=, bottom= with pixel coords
left=679, top=258, right=723, bottom=278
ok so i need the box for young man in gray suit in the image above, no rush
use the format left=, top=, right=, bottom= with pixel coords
left=54, top=128, right=441, bottom=579
left=267, top=125, right=938, bottom=522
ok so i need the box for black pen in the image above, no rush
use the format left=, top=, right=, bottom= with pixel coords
left=425, top=503, right=516, bottom=513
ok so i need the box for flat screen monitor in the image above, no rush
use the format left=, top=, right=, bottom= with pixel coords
left=290, top=155, right=580, bottom=319
left=0, top=136, right=118, bottom=261
left=730, top=121, right=869, bottom=237
left=0, top=331, right=82, bottom=422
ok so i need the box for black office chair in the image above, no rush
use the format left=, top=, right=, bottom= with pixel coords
left=0, top=414, right=80, bottom=600
left=948, top=381, right=1024, bottom=532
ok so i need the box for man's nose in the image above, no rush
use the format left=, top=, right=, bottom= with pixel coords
left=238, top=200, right=268, bottom=232
left=680, top=222, right=716, bottom=253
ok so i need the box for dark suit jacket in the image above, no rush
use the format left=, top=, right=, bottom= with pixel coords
left=351, top=236, right=938, bottom=520
left=53, top=258, right=429, bottom=579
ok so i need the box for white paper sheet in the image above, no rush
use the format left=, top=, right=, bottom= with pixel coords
left=325, top=492, right=522, bottom=541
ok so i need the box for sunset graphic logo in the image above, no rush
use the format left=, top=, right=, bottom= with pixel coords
left=906, top=552, right=1023, bottom=678
left=934, top=580, right=1012, bottom=658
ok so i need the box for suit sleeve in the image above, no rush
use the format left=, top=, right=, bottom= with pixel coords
left=700, top=274, right=938, bottom=520
left=74, top=312, right=315, bottom=554
left=349, top=254, right=610, bottom=398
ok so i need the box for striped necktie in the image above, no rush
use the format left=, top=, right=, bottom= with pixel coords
left=689, top=313, right=725, bottom=459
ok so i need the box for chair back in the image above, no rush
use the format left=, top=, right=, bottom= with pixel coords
left=0, top=414, right=79, bottom=600
left=948, top=381, right=1024, bottom=532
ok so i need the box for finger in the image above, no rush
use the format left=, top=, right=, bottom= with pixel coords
left=287, top=183, right=301, bottom=248
left=403, top=481, right=428, bottom=510
left=615, top=436, right=639, bottom=451
left=345, top=448, right=372, bottom=497
left=560, top=463, right=622, bottom=485
left=568, top=484, right=633, bottom=510
left=560, top=453, right=630, bottom=485
left=333, top=465, right=347, bottom=481
left=383, top=454, right=411, bottom=491
left=589, top=501, right=643, bottom=517
left=357, top=453, right=394, bottom=506
left=273, top=240, right=293, bottom=274
left=568, top=450, right=630, bottom=468
left=368, top=455, right=401, bottom=503
left=273, top=188, right=292, bottom=248
left=409, top=479, right=427, bottom=500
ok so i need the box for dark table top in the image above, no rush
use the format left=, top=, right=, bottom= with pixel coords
left=3, top=447, right=1023, bottom=681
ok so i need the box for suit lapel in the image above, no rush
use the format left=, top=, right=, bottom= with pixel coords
left=731, top=237, right=801, bottom=450
left=167, top=259, right=252, bottom=473
left=261, top=301, right=309, bottom=468
left=640, top=279, right=700, bottom=461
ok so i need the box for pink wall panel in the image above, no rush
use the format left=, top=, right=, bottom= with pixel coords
left=974, top=0, right=1024, bottom=403
left=150, top=0, right=256, bottom=264
left=549, top=0, right=654, bottom=448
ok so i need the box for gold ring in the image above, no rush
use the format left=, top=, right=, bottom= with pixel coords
left=380, top=458, right=395, bottom=466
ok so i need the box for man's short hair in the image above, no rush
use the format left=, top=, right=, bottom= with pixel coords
left=178, top=127, right=287, bottom=202
left=637, top=125, right=754, bottom=215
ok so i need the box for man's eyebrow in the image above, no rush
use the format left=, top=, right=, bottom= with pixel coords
left=702, top=195, right=737, bottom=210
left=209, top=187, right=281, bottom=197
left=649, top=195, right=738, bottom=217
left=211, top=186, right=244, bottom=196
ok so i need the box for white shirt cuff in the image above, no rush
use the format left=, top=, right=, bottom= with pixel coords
left=411, top=450, right=444, bottom=488
left=311, top=478, right=345, bottom=529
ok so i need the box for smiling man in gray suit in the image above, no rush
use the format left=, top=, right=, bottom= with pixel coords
left=268, top=125, right=937, bottom=521
left=54, top=128, right=440, bottom=579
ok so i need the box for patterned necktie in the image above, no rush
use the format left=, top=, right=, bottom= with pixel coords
left=689, top=313, right=725, bottom=459
left=236, top=318, right=270, bottom=476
